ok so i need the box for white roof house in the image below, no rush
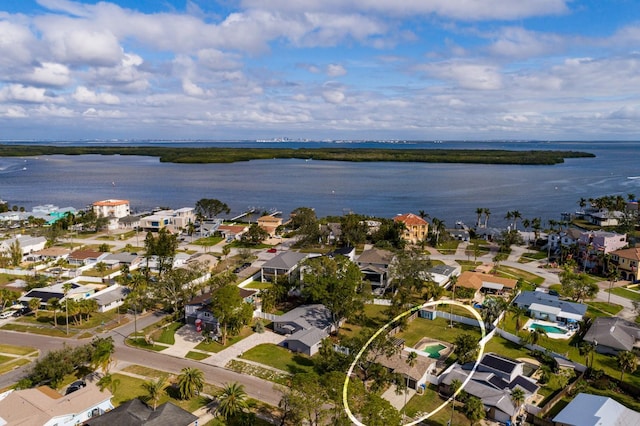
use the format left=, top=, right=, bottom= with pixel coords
left=553, top=393, right=640, bottom=426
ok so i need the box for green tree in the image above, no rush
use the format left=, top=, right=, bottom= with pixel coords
left=359, top=393, right=402, bottom=426
left=579, top=341, right=595, bottom=369
left=510, top=387, right=525, bottom=417
left=617, top=350, right=637, bottom=381
left=144, top=228, right=178, bottom=277
left=210, top=286, right=253, bottom=345
left=560, top=267, right=599, bottom=302
left=90, top=336, right=115, bottom=374
left=508, top=304, right=528, bottom=336
left=0, top=288, right=19, bottom=311
left=463, top=396, right=486, bottom=425
left=389, top=247, right=434, bottom=307
left=97, top=373, right=120, bottom=393
left=241, top=223, right=270, bottom=245
left=522, top=328, right=546, bottom=345
left=280, top=373, right=330, bottom=426
left=453, top=333, right=478, bottom=364
left=95, top=261, right=109, bottom=278
left=143, top=377, right=167, bottom=411
left=28, top=297, right=41, bottom=319
left=177, top=367, right=205, bottom=400
left=9, top=240, right=22, bottom=266
left=47, top=297, right=61, bottom=327
left=449, top=378, right=463, bottom=425
left=217, top=382, right=249, bottom=420
left=157, top=267, right=198, bottom=318
left=301, top=255, right=365, bottom=334
left=340, top=213, right=368, bottom=247
left=195, top=198, right=230, bottom=220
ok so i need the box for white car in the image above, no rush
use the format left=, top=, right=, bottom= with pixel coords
left=0, top=311, right=15, bottom=319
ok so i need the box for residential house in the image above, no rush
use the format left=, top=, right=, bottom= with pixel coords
left=117, top=214, right=140, bottom=230
left=394, top=213, right=429, bottom=245
left=439, top=353, right=539, bottom=424
left=68, top=249, right=109, bottom=266
left=19, top=282, right=96, bottom=307
left=512, top=290, right=586, bottom=325
left=0, top=382, right=113, bottom=426
left=548, top=228, right=582, bottom=250
left=92, top=199, right=130, bottom=219
left=378, top=348, right=436, bottom=390
left=0, top=234, right=47, bottom=256
left=578, top=230, right=627, bottom=267
left=428, top=264, right=460, bottom=288
left=186, top=253, right=218, bottom=271
left=28, top=246, right=71, bottom=262
left=553, top=392, right=640, bottom=426
left=85, top=399, right=197, bottom=426
left=447, top=227, right=470, bottom=241
left=274, top=304, right=334, bottom=356
left=456, top=271, right=517, bottom=297
left=102, top=252, right=141, bottom=269
left=587, top=209, right=624, bottom=227
left=217, top=224, right=248, bottom=241
left=327, top=246, right=356, bottom=262
left=356, top=247, right=395, bottom=290
left=257, top=215, right=283, bottom=236
left=320, top=222, right=342, bottom=244
left=582, top=316, right=640, bottom=355
left=88, top=285, right=130, bottom=313
left=260, top=251, right=311, bottom=283
left=139, top=208, right=195, bottom=233
left=610, top=247, right=640, bottom=282
left=184, top=293, right=219, bottom=334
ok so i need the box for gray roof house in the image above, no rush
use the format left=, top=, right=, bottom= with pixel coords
left=439, top=353, right=539, bottom=424
left=88, top=285, right=130, bottom=313
left=512, top=290, right=587, bottom=323
left=356, top=247, right=394, bottom=288
left=274, top=304, right=334, bottom=356
left=102, top=252, right=142, bottom=268
left=85, top=399, right=197, bottom=426
left=583, top=316, right=640, bottom=355
left=260, top=251, right=312, bottom=283
left=553, top=392, right=640, bottom=426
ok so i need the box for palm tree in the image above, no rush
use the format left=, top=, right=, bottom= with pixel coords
left=510, top=387, right=525, bottom=418
left=483, top=208, right=491, bottom=228
left=475, top=207, right=484, bottom=228
left=449, top=378, right=462, bottom=425
left=512, top=210, right=522, bottom=231
left=28, top=297, right=41, bottom=319
left=63, top=282, right=73, bottom=335
left=177, top=367, right=205, bottom=400
left=217, top=382, right=249, bottom=420
left=97, top=373, right=121, bottom=393
left=143, top=377, right=167, bottom=411
left=91, top=336, right=116, bottom=374
left=508, top=305, right=528, bottom=336
left=523, top=327, right=546, bottom=346
left=505, top=211, right=513, bottom=229
left=47, top=297, right=60, bottom=327
left=463, top=396, right=485, bottom=425
left=579, top=342, right=595, bottom=369
left=617, top=350, right=637, bottom=381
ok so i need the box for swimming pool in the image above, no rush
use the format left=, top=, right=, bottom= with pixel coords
left=529, top=323, right=566, bottom=334
left=423, top=343, right=446, bottom=358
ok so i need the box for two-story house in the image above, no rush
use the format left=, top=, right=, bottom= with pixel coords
left=610, top=247, right=640, bottom=282
left=393, top=213, right=429, bottom=245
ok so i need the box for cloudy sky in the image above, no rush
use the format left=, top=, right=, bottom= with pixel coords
left=1, top=0, right=640, bottom=141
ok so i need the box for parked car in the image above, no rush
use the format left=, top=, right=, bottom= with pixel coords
left=65, top=380, right=87, bottom=395
left=233, top=263, right=252, bottom=273
left=267, top=248, right=277, bottom=253
left=0, top=311, right=14, bottom=320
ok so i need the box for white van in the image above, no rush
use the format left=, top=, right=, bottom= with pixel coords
left=0, top=311, right=14, bottom=319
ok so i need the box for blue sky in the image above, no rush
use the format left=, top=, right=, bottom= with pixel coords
left=1, top=0, right=640, bottom=141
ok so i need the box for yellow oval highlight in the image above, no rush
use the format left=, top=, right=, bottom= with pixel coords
left=342, top=300, right=487, bottom=426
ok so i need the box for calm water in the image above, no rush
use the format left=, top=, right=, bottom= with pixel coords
left=1, top=140, right=639, bottom=227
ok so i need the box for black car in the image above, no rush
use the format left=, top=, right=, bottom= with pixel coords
left=65, top=380, right=87, bottom=395
left=12, top=307, right=31, bottom=317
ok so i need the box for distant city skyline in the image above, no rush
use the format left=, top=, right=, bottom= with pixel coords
left=2, top=0, right=640, bottom=141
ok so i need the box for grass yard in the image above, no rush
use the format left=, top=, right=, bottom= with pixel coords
left=586, top=301, right=623, bottom=316
left=396, top=317, right=483, bottom=348
left=0, top=323, right=71, bottom=337
left=152, top=322, right=183, bottom=345
left=226, top=359, right=291, bottom=386
left=195, top=326, right=254, bottom=353
left=0, top=344, right=37, bottom=356
left=404, top=384, right=469, bottom=425
left=0, top=358, right=31, bottom=375
left=241, top=343, right=315, bottom=375
left=495, top=265, right=544, bottom=286
left=185, top=351, right=210, bottom=360
left=608, top=286, right=640, bottom=301
left=121, top=365, right=173, bottom=380
left=126, top=338, right=168, bottom=351
left=242, top=281, right=273, bottom=290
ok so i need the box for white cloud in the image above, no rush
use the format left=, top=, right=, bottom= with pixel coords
left=487, top=27, right=562, bottom=58
left=0, top=84, right=57, bottom=103
left=419, top=61, right=503, bottom=90
left=322, top=89, right=346, bottom=104
left=326, top=64, right=347, bottom=77
left=72, top=86, right=120, bottom=105
left=0, top=20, right=36, bottom=66
left=34, top=104, right=75, bottom=117
left=26, top=62, right=71, bottom=87
left=182, top=79, right=208, bottom=97
left=82, top=107, right=124, bottom=118
left=2, top=106, right=28, bottom=118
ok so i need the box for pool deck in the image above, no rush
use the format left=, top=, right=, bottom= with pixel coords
left=523, top=318, right=575, bottom=340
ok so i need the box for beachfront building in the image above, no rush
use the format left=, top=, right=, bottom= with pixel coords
left=609, top=247, right=640, bottom=282
left=92, top=199, right=130, bottom=219
left=257, top=215, right=283, bottom=236
left=393, top=213, right=429, bottom=245
left=139, top=207, right=195, bottom=233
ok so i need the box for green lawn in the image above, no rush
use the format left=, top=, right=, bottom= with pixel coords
left=185, top=351, right=210, bottom=360
left=396, top=317, right=483, bottom=348
left=126, top=338, right=168, bottom=351
left=586, top=301, right=623, bottom=316
left=0, top=344, right=36, bottom=356
left=152, top=322, right=183, bottom=345
left=121, top=365, right=173, bottom=380
left=0, top=323, right=71, bottom=337
left=195, top=326, right=254, bottom=353
left=241, top=343, right=315, bottom=375
left=242, top=281, right=273, bottom=290
left=404, top=384, right=469, bottom=425
left=608, top=287, right=640, bottom=301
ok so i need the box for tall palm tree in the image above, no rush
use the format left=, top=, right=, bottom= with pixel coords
left=579, top=342, right=595, bottom=369
left=483, top=208, right=491, bottom=228
left=510, top=387, right=525, bottom=418
left=505, top=211, right=513, bottom=229
left=217, top=382, right=249, bottom=420
left=143, top=377, right=167, bottom=411
left=47, top=297, right=60, bottom=327
left=617, top=350, right=637, bottom=381
left=508, top=305, right=528, bottom=336
left=449, top=378, right=462, bottom=425
left=512, top=210, right=522, bottom=231
left=28, top=297, right=41, bottom=319
left=63, top=282, right=73, bottom=335
left=524, top=327, right=546, bottom=346
left=475, top=208, right=484, bottom=228
left=177, top=367, right=205, bottom=400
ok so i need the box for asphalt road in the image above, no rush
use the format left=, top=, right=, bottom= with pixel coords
left=0, top=311, right=284, bottom=406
